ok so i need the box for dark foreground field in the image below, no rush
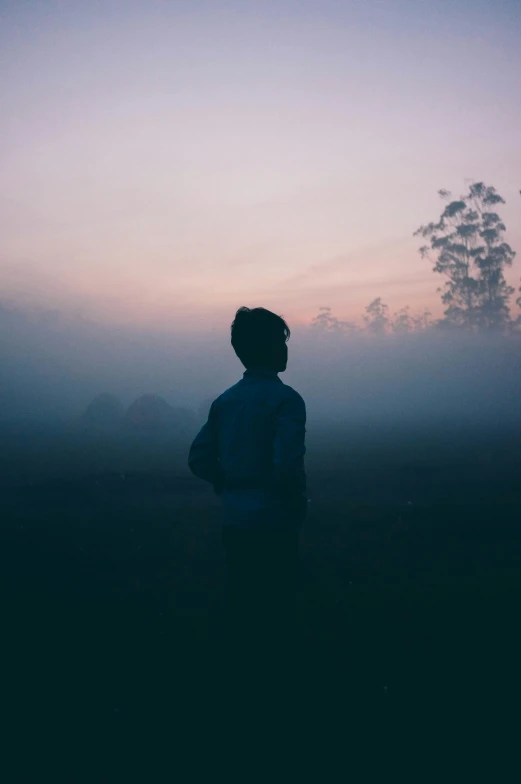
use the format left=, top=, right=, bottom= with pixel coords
left=1, top=425, right=520, bottom=777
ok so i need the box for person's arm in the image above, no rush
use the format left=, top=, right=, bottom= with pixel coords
left=188, top=402, right=223, bottom=494
left=271, top=393, right=307, bottom=508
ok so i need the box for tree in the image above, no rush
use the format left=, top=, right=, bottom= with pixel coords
left=311, top=306, right=359, bottom=335
left=364, top=298, right=390, bottom=335
left=517, top=190, right=521, bottom=323
left=391, top=307, right=433, bottom=333
left=311, top=302, right=433, bottom=335
left=411, top=309, right=433, bottom=332
left=414, top=183, right=516, bottom=331
left=391, top=307, right=413, bottom=333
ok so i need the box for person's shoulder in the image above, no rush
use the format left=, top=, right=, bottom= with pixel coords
left=212, top=380, right=244, bottom=406
left=278, top=381, right=306, bottom=408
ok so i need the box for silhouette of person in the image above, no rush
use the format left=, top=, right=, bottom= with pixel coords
left=188, top=307, right=307, bottom=670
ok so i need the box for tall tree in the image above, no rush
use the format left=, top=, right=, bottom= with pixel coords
left=414, top=183, right=515, bottom=331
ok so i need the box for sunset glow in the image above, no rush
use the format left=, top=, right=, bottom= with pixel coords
left=2, top=0, right=520, bottom=330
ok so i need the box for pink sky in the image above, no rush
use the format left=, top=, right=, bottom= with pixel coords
left=1, top=0, right=520, bottom=331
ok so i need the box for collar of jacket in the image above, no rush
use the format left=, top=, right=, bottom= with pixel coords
left=243, top=367, right=282, bottom=382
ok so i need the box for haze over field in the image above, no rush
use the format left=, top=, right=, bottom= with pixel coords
left=2, top=304, right=520, bottom=437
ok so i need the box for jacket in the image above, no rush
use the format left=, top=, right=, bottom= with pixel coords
left=188, top=367, right=307, bottom=529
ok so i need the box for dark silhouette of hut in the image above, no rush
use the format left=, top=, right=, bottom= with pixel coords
left=79, top=393, right=124, bottom=431
left=124, top=394, right=175, bottom=430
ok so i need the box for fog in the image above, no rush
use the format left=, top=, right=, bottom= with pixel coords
left=1, top=302, right=520, bottom=437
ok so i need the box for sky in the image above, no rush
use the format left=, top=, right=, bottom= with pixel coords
left=2, top=0, right=520, bottom=331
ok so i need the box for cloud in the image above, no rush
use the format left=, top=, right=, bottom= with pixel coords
left=256, top=271, right=433, bottom=306
left=226, top=241, right=276, bottom=267
left=282, top=235, right=413, bottom=288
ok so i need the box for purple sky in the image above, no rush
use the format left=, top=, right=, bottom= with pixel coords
left=2, top=0, right=520, bottom=330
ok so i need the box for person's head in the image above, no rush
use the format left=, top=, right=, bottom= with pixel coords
left=231, top=307, right=290, bottom=372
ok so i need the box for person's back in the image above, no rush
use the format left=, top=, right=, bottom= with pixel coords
left=190, top=367, right=307, bottom=527
left=188, top=307, right=307, bottom=664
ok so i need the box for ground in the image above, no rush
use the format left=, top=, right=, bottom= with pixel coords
left=1, top=424, right=520, bottom=777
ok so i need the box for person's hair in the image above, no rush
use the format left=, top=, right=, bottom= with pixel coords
left=231, top=307, right=290, bottom=368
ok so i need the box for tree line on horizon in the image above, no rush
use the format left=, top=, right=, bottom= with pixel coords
left=311, top=182, right=520, bottom=336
